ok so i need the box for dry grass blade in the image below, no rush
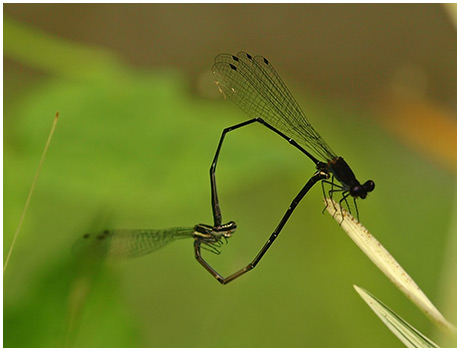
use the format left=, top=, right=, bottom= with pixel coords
left=324, top=198, right=455, bottom=334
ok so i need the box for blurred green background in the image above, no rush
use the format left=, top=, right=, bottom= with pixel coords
left=4, top=4, right=456, bottom=348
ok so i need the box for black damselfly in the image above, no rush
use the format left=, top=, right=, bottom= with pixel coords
left=207, top=51, right=375, bottom=283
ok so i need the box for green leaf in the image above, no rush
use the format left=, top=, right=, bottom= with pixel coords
left=354, top=285, right=439, bottom=348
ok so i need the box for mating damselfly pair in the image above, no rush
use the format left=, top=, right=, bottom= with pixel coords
left=74, top=51, right=374, bottom=285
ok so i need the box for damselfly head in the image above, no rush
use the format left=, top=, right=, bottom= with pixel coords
left=194, top=221, right=237, bottom=239
left=220, top=220, right=237, bottom=238
left=364, top=180, right=375, bottom=193
left=350, top=180, right=375, bottom=199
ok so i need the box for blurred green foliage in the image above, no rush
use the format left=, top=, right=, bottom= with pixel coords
left=4, top=17, right=456, bottom=347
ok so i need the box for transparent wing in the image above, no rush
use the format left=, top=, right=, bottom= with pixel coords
left=73, top=227, right=195, bottom=259
left=212, top=51, right=336, bottom=162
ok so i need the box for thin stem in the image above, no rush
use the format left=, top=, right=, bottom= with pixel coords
left=4, top=112, right=59, bottom=273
